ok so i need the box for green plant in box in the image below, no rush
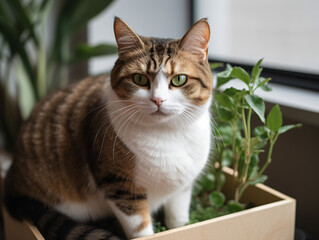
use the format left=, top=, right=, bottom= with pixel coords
left=213, top=59, right=301, bottom=202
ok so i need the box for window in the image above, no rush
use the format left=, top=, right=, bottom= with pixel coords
left=192, top=0, right=319, bottom=91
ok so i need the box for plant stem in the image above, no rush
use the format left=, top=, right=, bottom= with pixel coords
left=255, top=133, right=278, bottom=179
left=242, top=108, right=248, bottom=138
left=235, top=98, right=253, bottom=202
left=234, top=188, right=240, bottom=202
left=231, top=121, right=239, bottom=177
left=242, top=107, right=252, bottom=179
left=236, top=133, right=279, bottom=201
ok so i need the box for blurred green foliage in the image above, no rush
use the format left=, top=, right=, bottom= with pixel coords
left=0, top=0, right=117, bottom=151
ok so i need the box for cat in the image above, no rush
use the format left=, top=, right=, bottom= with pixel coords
left=4, top=17, right=213, bottom=240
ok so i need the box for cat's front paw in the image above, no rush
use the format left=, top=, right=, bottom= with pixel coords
left=130, top=224, right=154, bottom=239
left=165, top=216, right=189, bottom=229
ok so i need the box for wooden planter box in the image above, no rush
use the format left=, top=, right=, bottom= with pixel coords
left=3, top=167, right=295, bottom=240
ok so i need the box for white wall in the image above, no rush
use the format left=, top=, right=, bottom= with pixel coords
left=88, top=0, right=190, bottom=75
left=194, top=0, right=319, bottom=74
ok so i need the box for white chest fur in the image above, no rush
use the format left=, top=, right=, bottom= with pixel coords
left=113, top=112, right=212, bottom=212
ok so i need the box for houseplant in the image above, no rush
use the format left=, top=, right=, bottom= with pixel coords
left=0, top=0, right=117, bottom=153
left=186, top=59, right=301, bottom=224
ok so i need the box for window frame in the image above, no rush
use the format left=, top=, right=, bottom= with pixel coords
left=190, top=0, right=319, bottom=92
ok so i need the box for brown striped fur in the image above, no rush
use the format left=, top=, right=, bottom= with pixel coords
left=4, top=17, right=212, bottom=240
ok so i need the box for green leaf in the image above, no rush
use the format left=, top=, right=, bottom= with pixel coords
left=0, top=16, right=39, bottom=100
left=154, top=221, right=167, bottom=233
left=216, top=64, right=233, bottom=88
left=215, top=93, right=235, bottom=111
left=223, top=87, right=243, bottom=97
left=17, top=61, right=36, bottom=119
left=254, top=126, right=270, bottom=140
left=254, top=77, right=272, bottom=92
left=199, top=173, right=216, bottom=191
left=40, top=0, right=53, bottom=11
left=278, top=124, right=302, bottom=135
left=209, top=191, right=225, bottom=208
left=53, top=0, right=115, bottom=63
left=230, top=67, right=251, bottom=86
left=217, top=68, right=231, bottom=78
left=221, top=149, right=233, bottom=167
left=251, top=58, right=263, bottom=82
left=210, top=62, right=224, bottom=70
left=216, top=76, right=232, bottom=88
left=267, top=105, right=283, bottom=132
left=250, top=175, right=268, bottom=185
left=6, top=0, right=39, bottom=46
left=61, top=0, right=115, bottom=34
left=226, top=200, right=244, bottom=213
left=260, top=83, right=272, bottom=92
left=72, top=43, right=118, bottom=62
left=216, top=107, right=235, bottom=122
left=216, top=124, right=233, bottom=146
left=245, top=95, right=265, bottom=123
left=250, top=137, right=267, bottom=152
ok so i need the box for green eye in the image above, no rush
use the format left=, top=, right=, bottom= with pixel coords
left=171, top=75, right=187, bottom=87
left=133, top=74, right=149, bottom=86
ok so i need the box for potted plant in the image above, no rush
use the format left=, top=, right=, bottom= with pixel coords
left=3, top=59, right=300, bottom=240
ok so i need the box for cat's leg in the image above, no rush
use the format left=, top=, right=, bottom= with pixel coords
left=164, top=186, right=192, bottom=229
left=107, top=191, right=153, bottom=239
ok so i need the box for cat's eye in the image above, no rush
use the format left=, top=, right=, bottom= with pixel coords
left=171, top=75, right=187, bottom=87
left=133, top=74, right=149, bottom=86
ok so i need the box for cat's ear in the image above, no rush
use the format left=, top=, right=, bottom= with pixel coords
left=179, top=18, right=210, bottom=61
left=114, top=17, right=144, bottom=58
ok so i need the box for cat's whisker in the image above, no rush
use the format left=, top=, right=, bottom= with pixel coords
left=92, top=103, right=137, bottom=150
left=182, top=108, right=198, bottom=123
left=132, top=111, right=143, bottom=130
left=123, top=110, right=142, bottom=144
left=97, top=104, right=139, bottom=163
left=111, top=107, right=140, bottom=164
left=180, top=112, right=193, bottom=126
left=174, top=113, right=185, bottom=127
left=80, top=103, right=108, bottom=121
left=120, top=111, right=144, bottom=158
left=83, top=100, right=139, bottom=122
left=93, top=103, right=137, bottom=153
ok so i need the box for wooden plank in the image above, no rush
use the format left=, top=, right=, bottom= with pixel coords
left=136, top=199, right=295, bottom=240
left=3, top=209, right=44, bottom=240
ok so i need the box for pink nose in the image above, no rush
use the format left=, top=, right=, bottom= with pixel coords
left=151, top=97, right=165, bottom=107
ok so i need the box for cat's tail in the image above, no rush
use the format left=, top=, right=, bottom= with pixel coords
left=4, top=195, right=123, bottom=240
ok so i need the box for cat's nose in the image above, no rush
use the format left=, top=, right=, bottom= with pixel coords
left=151, top=97, right=166, bottom=107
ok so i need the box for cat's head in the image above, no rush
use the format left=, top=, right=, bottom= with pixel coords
left=110, top=17, right=213, bottom=127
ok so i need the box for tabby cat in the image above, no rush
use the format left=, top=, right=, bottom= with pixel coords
left=4, top=17, right=213, bottom=240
